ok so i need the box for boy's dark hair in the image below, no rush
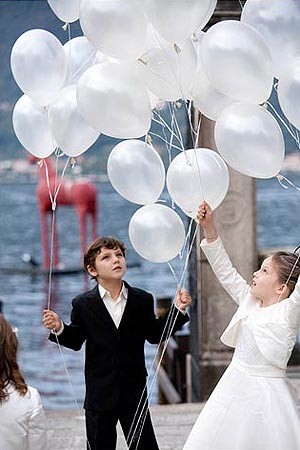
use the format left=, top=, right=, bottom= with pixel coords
left=271, top=251, right=300, bottom=295
left=84, top=236, right=126, bottom=280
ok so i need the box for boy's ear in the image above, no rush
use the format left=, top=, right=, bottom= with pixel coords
left=87, top=265, right=97, bottom=277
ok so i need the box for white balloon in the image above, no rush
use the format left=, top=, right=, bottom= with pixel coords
left=191, top=65, right=236, bottom=121
left=63, top=36, right=97, bottom=86
left=147, top=90, right=162, bottom=110
left=143, top=0, right=217, bottom=43
left=191, top=81, right=235, bottom=121
left=201, top=20, right=273, bottom=104
left=278, top=57, right=300, bottom=130
left=215, top=103, right=285, bottom=179
left=80, top=0, right=148, bottom=60
left=94, top=51, right=116, bottom=65
left=10, top=29, right=66, bottom=106
left=48, top=85, right=100, bottom=157
left=77, top=61, right=152, bottom=139
left=167, top=148, right=229, bottom=218
left=47, top=0, right=82, bottom=23
left=107, top=140, right=165, bottom=205
left=192, top=30, right=205, bottom=71
left=138, top=40, right=197, bottom=101
left=129, top=204, right=185, bottom=263
left=12, top=95, right=56, bottom=158
left=241, top=0, right=300, bottom=79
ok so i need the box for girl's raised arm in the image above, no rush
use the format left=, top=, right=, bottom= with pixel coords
left=197, top=202, right=251, bottom=305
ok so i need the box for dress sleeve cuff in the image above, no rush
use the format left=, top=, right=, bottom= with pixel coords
left=200, top=236, right=222, bottom=249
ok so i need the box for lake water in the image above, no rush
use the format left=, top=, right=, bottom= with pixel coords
left=0, top=177, right=300, bottom=409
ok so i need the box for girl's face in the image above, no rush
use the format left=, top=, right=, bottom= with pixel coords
left=251, top=256, right=285, bottom=303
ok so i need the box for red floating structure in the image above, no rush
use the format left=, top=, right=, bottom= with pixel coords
left=30, top=155, right=98, bottom=271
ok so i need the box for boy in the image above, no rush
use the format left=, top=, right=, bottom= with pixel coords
left=43, top=236, right=191, bottom=450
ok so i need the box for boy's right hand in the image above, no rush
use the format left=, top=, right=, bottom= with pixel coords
left=196, top=201, right=218, bottom=242
left=43, top=309, right=62, bottom=332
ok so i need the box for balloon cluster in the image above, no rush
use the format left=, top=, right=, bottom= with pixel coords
left=10, top=0, right=300, bottom=263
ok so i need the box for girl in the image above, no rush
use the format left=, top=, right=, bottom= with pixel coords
left=0, top=314, right=47, bottom=450
left=183, top=201, right=300, bottom=450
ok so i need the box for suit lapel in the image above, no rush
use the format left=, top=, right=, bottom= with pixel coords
left=118, top=282, right=138, bottom=330
left=88, top=285, right=118, bottom=333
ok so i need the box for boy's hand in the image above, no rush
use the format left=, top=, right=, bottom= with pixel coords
left=43, top=309, right=62, bottom=332
left=196, top=201, right=218, bottom=242
left=175, top=288, right=191, bottom=311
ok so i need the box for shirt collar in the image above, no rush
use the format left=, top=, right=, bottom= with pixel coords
left=98, top=282, right=128, bottom=300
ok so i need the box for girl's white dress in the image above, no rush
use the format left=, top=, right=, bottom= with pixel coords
left=184, top=238, right=300, bottom=450
left=0, top=384, right=47, bottom=450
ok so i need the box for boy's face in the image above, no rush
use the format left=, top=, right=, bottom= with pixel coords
left=87, top=246, right=126, bottom=283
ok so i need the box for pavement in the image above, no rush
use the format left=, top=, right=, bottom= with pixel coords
left=46, top=371, right=300, bottom=450
left=46, top=403, right=203, bottom=450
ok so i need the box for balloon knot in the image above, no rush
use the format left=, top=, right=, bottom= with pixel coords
left=145, top=134, right=152, bottom=144
left=62, top=22, right=69, bottom=31
left=191, top=32, right=197, bottom=42
left=55, top=147, right=64, bottom=158
left=137, top=58, right=147, bottom=66
left=37, top=159, right=44, bottom=167
left=173, top=43, right=181, bottom=54
left=71, top=158, right=76, bottom=168
left=52, top=201, right=57, bottom=211
left=276, top=174, right=283, bottom=181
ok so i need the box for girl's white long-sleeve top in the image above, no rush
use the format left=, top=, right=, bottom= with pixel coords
left=201, top=237, right=300, bottom=370
left=0, top=384, right=47, bottom=450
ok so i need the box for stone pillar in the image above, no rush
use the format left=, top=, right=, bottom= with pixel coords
left=188, top=115, right=257, bottom=401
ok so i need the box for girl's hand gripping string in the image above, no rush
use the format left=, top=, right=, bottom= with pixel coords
left=196, top=201, right=218, bottom=243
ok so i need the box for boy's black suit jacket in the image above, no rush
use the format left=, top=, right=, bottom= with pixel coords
left=49, top=281, right=189, bottom=412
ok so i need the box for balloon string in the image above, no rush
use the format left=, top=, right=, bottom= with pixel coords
left=276, top=174, right=300, bottom=192
left=180, top=217, right=195, bottom=263
left=43, top=159, right=54, bottom=204
left=52, top=336, right=92, bottom=450
left=47, top=210, right=55, bottom=310
left=126, top=294, right=179, bottom=449
left=150, top=27, right=187, bottom=103
left=153, top=107, right=184, bottom=149
left=43, top=155, right=92, bottom=450
left=238, top=0, right=244, bottom=10
left=149, top=130, right=183, bottom=152
left=152, top=111, right=184, bottom=149
left=267, top=101, right=299, bottom=145
left=183, top=99, right=199, bottom=145
left=44, top=155, right=70, bottom=310
left=169, top=102, right=185, bottom=150
left=52, top=156, right=70, bottom=209
left=127, top=221, right=197, bottom=449
left=67, top=22, right=71, bottom=40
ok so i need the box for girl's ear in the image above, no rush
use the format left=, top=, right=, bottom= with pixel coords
left=277, top=283, right=289, bottom=297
